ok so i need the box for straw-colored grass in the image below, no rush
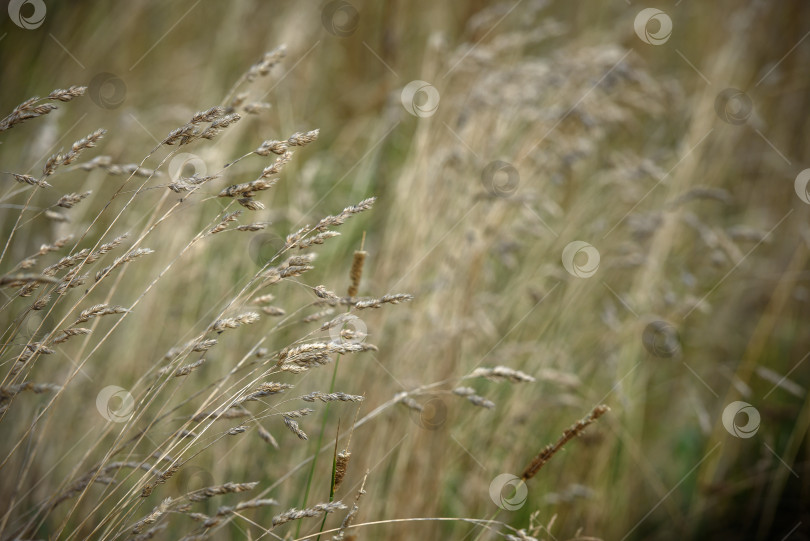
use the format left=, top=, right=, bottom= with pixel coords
left=1, top=1, right=808, bottom=540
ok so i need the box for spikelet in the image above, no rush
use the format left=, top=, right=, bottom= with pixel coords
left=259, top=150, right=293, bottom=177
left=302, top=307, right=335, bottom=323
left=211, top=312, right=260, bottom=332
left=298, top=231, right=341, bottom=249
left=13, top=173, right=50, bottom=188
left=0, top=381, right=61, bottom=400
left=168, top=174, right=218, bottom=193
left=189, top=106, right=225, bottom=125
left=353, top=294, right=413, bottom=309
left=85, top=233, right=129, bottom=263
left=236, top=222, right=268, bottom=232
left=209, top=211, right=242, bottom=235
left=244, top=46, right=287, bottom=83
left=131, top=498, right=172, bottom=534
left=399, top=396, right=423, bottom=412
left=347, top=250, right=366, bottom=297
left=79, top=155, right=160, bottom=177
left=55, top=191, right=92, bottom=208
left=258, top=426, right=279, bottom=449
left=314, top=198, right=376, bottom=231
left=158, top=358, right=205, bottom=377
left=186, top=481, right=258, bottom=502
left=284, top=225, right=310, bottom=249
left=301, top=392, right=364, bottom=403
left=237, top=197, right=265, bottom=210
left=47, top=86, right=87, bottom=102
left=283, top=417, right=308, bottom=440
left=314, top=285, right=340, bottom=300
left=199, top=113, right=241, bottom=140
left=333, top=450, right=351, bottom=492
left=73, top=304, right=129, bottom=324
left=262, top=306, right=286, bottom=316
left=242, top=102, right=272, bottom=114
left=191, top=406, right=251, bottom=423
left=254, top=129, right=319, bottom=156
left=31, top=295, right=51, bottom=310
left=0, top=274, right=58, bottom=288
left=453, top=387, right=495, bottom=409
left=95, top=248, right=154, bottom=281
left=251, top=293, right=275, bottom=305
left=45, top=210, right=68, bottom=222
left=131, top=523, right=167, bottom=541
left=42, top=248, right=91, bottom=276
left=192, top=339, right=217, bottom=352
left=276, top=341, right=377, bottom=373
left=520, top=405, right=609, bottom=481
left=217, top=177, right=277, bottom=198
left=240, top=382, right=293, bottom=403
left=162, top=108, right=239, bottom=146
left=281, top=408, right=314, bottom=418
left=52, top=328, right=92, bottom=344
left=271, top=501, right=346, bottom=526
left=44, top=129, right=107, bottom=176
left=469, top=366, right=536, bottom=383
left=0, top=86, right=86, bottom=132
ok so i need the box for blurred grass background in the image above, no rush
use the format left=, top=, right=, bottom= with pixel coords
left=1, top=0, right=810, bottom=539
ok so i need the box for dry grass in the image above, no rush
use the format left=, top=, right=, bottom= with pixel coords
left=1, top=1, right=809, bottom=540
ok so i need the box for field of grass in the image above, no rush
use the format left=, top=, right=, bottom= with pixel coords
left=1, top=1, right=809, bottom=539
